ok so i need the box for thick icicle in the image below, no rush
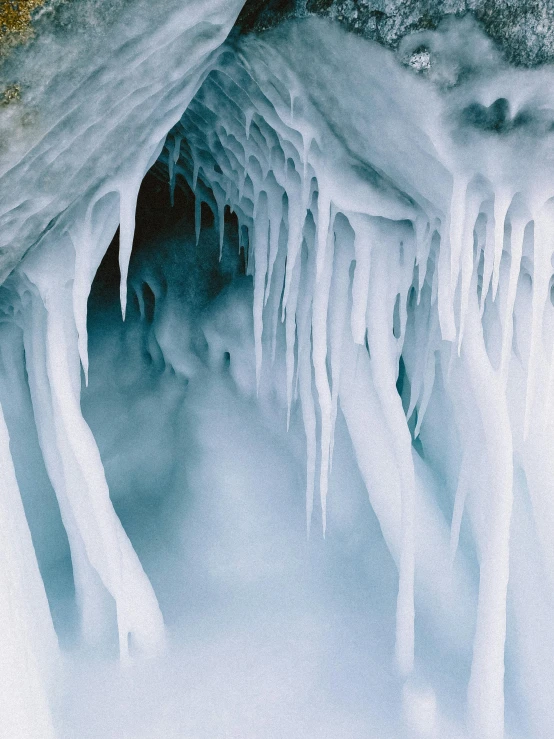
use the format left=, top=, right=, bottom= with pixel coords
left=328, top=216, right=354, bottom=466
left=492, top=189, right=512, bottom=300
left=46, top=287, right=165, bottom=657
left=252, top=192, right=269, bottom=389
left=457, top=185, right=485, bottom=352
left=0, top=399, right=57, bottom=739
left=499, top=207, right=526, bottom=383
left=524, top=201, right=554, bottom=438
left=296, top=240, right=317, bottom=534
left=20, top=235, right=165, bottom=659
left=264, top=182, right=284, bottom=306
left=311, top=209, right=335, bottom=534
left=119, top=186, right=140, bottom=321
left=365, top=225, right=416, bottom=677
left=455, top=261, right=513, bottom=739
left=72, top=191, right=121, bottom=384
left=350, top=214, right=373, bottom=345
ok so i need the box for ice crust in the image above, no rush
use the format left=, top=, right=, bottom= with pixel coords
left=1, top=11, right=554, bottom=739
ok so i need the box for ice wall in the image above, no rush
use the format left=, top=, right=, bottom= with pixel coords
left=1, top=10, right=554, bottom=739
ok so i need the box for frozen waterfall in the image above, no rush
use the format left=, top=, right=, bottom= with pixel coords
left=1, top=7, right=554, bottom=738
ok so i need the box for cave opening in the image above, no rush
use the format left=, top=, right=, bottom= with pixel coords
left=47, top=132, right=407, bottom=736
left=5, top=12, right=554, bottom=739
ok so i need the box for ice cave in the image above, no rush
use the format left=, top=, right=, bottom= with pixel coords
left=1, top=0, right=554, bottom=737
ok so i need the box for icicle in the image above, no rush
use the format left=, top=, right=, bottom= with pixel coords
left=311, top=213, right=335, bottom=534
left=524, top=202, right=554, bottom=438
left=118, top=185, right=141, bottom=321
left=265, top=188, right=283, bottom=306
left=396, top=228, right=417, bottom=350
left=73, top=220, right=93, bottom=386
left=492, top=188, right=512, bottom=300
left=173, top=133, right=182, bottom=164
left=269, top=223, right=288, bottom=365
left=339, top=329, right=402, bottom=557
left=73, top=190, right=120, bottom=385
left=301, top=134, right=312, bottom=205
left=168, top=133, right=182, bottom=208
left=298, top=337, right=316, bottom=536
left=192, top=153, right=200, bottom=192
left=350, top=214, right=373, bottom=344
left=328, top=216, right=354, bottom=466
left=46, top=288, right=165, bottom=657
left=20, top=234, right=166, bottom=659
left=253, top=192, right=269, bottom=390
left=168, top=137, right=176, bottom=207
left=461, top=268, right=513, bottom=739
left=448, top=176, right=469, bottom=315
left=315, top=181, right=331, bottom=282
left=499, top=210, right=525, bottom=384
left=413, top=344, right=437, bottom=438
left=214, top=185, right=226, bottom=259
left=457, top=188, right=484, bottom=353
left=365, top=230, right=416, bottom=677
left=285, top=237, right=303, bottom=429
left=195, top=195, right=203, bottom=246
left=480, top=196, right=496, bottom=316
left=414, top=216, right=431, bottom=299
left=22, top=286, right=112, bottom=645
left=296, top=240, right=317, bottom=535
left=437, top=208, right=457, bottom=342
left=281, top=166, right=304, bottom=313
left=450, top=451, right=470, bottom=563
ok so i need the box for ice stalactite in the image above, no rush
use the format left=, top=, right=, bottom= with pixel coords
left=150, top=19, right=554, bottom=737
left=14, top=232, right=165, bottom=659
left=72, top=191, right=121, bottom=384
left=164, top=27, right=445, bottom=698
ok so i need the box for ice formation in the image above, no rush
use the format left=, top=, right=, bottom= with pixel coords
left=1, top=7, right=554, bottom=738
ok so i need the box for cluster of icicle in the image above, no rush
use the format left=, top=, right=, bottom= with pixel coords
left=2, top=15, right=554, bottom=739
left=157, top=28, right=554, bottom=739
left=0, top=0, right=245, bottom=734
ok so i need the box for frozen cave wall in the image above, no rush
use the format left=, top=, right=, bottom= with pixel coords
left=2, top=2, right=554, bottom=739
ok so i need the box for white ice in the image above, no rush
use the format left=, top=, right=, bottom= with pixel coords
left=0, top=9, right=554, bottom=739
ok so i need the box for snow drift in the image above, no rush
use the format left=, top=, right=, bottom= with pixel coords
left=0, top=9, right=554, bottom=739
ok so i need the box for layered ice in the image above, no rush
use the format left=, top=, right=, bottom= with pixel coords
left=1, top=10, right=554, bottom=739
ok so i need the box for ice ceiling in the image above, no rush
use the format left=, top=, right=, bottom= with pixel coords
left=1, top=2, right=554, bottom=738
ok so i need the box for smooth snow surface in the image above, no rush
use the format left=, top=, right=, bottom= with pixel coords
left=1, top=12, right=554, bottom=739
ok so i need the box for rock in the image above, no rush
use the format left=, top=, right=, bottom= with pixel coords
left=235, top=0, right=554, bottom=68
